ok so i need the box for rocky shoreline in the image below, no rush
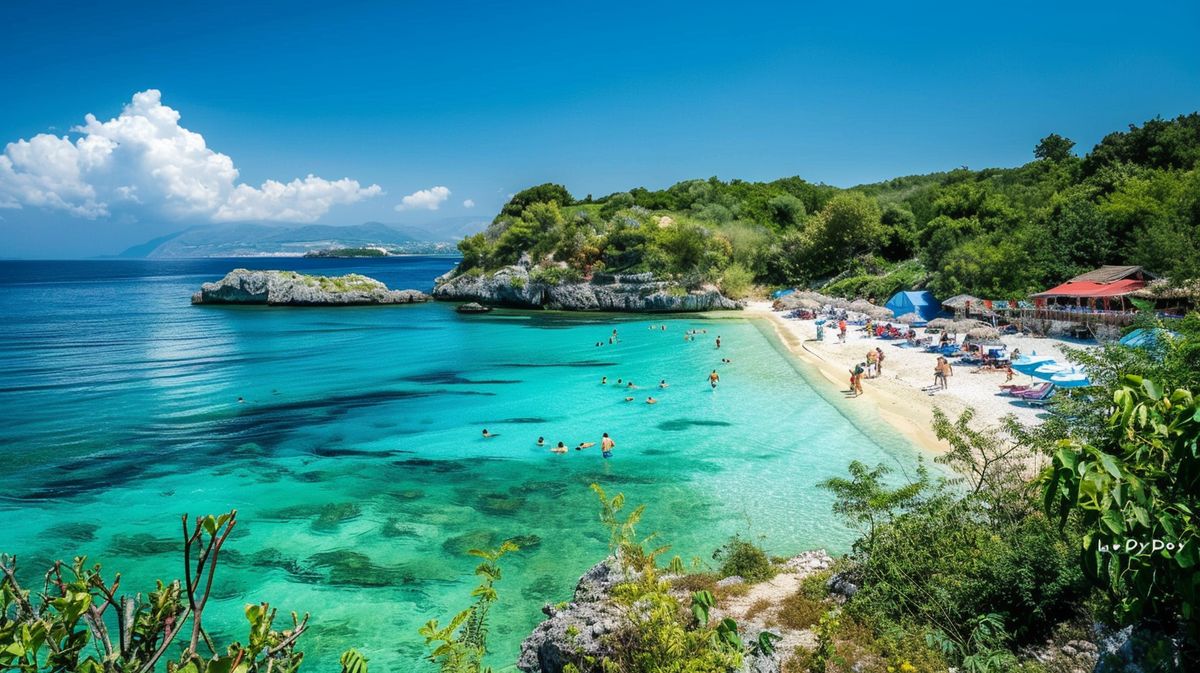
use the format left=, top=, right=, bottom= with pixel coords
left=433, top=265, right=743, bottom=312
left=191, top=269, right=430, bottom=306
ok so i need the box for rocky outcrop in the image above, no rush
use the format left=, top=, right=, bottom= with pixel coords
left=433, top=266, right=743, bottom=312
left=517, top=557, right=630, bottom=673
left=191, top=269, right=430, bottom=306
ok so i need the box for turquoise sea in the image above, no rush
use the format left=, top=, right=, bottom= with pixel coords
left=0, top=257, right=924, bottom=671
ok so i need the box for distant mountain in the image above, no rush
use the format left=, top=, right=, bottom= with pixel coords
left=118, top=218, right=487, bottom=258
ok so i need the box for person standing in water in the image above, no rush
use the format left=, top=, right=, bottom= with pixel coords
left=537, top=436, right=545, bottom=446
left=601, top=432, right=615, bottom=458
left=715, top=335, right=721, bottom=349
left=708, top=369, right=720, bottom=389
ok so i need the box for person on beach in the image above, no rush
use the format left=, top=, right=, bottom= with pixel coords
left=537, top=436, right=545, bottom=447
left=849, top=363, right=865, bottom=396
left=1005, top=363, right=1015, bottom=382
left=1011, top=348, right=1021, bottom=361
left=646, top=396, right=658, bottom=404
left=875, top=347, right=885, bottom=376
left=709, top=369, right=720, bottom=389
left=866, top=350, right=877, bottom=378
left=552, top=441, right=568, bottom=454
left=838, top=319, right=847, bottom=343
left=934, top=357, right=953, bottom=390
left=601, top=432, right=615, bottom=458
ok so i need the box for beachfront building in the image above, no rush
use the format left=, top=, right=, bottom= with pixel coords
left=1023, top=265, right=1154, bottom=334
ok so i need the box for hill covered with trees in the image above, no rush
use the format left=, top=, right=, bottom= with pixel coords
left=454, top=113, right=1200, bottom=301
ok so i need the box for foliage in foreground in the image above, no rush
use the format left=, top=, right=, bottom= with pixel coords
left=1043, top=375, right=1199, bottom=656
left=0, top=511, right=365, bottom=673
left=419, top=542, right=518, bottom=673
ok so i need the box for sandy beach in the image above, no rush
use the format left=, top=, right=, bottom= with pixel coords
left=743, top=301, right=1083, bottom=453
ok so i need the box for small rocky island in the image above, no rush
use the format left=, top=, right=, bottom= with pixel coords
left=434, top=264, right=742, bottom=312
left=191, top=269, right=430, bottom=306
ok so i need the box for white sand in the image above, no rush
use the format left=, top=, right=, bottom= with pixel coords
left=743, top=301, right=1085, bottom=453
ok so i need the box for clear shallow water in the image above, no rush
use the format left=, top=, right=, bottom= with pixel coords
left=0, top=258, right=923, bottom=671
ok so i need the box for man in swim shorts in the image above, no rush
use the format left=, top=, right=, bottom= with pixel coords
left=601, top=432, right=615, bottom=458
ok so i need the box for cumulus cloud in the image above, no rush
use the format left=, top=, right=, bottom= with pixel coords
left=462, top=198, right=475, bottom=208
left=395, top=186, right=450, bottom=211
left=0, top=89, right=381, bottom=222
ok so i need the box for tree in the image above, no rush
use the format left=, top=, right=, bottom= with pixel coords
left=765, top=194, right=805, bottom=228
left=1034, top=133, right=1076, bottom=162
left=1042, top=376, right=1199, bottom=653
left=498, top=183, right=573, bottom=219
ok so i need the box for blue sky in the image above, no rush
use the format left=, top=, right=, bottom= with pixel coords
left=1, top=0, right=1198, bottom=256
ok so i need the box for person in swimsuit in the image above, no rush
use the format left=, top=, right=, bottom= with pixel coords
left=552, top=441, right=568, bottom=454
left=709, top=370, right=720, bottom=389
left=601, top=432, right=615, bottom=458
left=715, top=336, right=721, bottom=349
left=576, top=441, right=595, bottom=450
left=659, top=379, right=669, bottom=388
left=482, top=429, right=493, bottom=438
left=601, top=376, right=608, bottom=384
left=646, top=396, right=657, bottom=404
left=537, top=436, right=545, bottom=446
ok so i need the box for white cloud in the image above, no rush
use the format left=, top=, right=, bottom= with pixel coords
left=395, top=185, right=450, bottom=211
left=0, top=89, right=381, bottom=222
left=462, top=199, right=475, bottom=209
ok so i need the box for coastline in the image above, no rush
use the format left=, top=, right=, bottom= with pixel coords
left=737, top=304, right=947, bottom=454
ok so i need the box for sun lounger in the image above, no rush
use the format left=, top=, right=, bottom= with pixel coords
left=1015, top=384, right=1055, bottom=401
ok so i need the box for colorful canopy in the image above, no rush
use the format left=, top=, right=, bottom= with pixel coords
left=1030, top=279, right=1146, bottom=299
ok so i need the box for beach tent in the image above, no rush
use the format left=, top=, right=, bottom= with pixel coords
left=885, top=291, right=941, bottom=322
left=771, top=288, right=796, bottom=299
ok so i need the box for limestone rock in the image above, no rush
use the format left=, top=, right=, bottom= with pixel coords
left=433, top=265, right=742, bottom=312
left=191, top=269, right=430, bottom=306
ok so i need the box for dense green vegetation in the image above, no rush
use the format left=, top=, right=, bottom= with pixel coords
left=458, top=113, right=1200, bottom=299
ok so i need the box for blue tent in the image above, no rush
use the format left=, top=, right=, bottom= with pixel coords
left=885, top=291, right=941, bottom=321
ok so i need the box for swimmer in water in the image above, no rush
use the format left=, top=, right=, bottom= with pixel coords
left=624, top=396, right=634, bottom=402
left=626, top=381, right=637, bottom=389
left=601, top=376, right=608, bottom=384
left=552, top=442, right=568, bottom=454
left=715, top=335, right=721, bottom=349
left=708, top=370, right=720, bottom=389
left=482, top=429, right=494, bottom=438
left=601, top=432, right=615, bottom=458
left=616, top=378, right=623, bottom=385
left=659, top=379, right=669, bottom=388
left=646, top=396, right=658, bottom=404
left=537, top=436, right=545, bottom=446
left=576, top=441, right=595, bottom=451
left=237, top=396, right=245, bottom=403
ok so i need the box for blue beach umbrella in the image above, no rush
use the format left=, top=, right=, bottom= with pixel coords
left=1050, top=371, right=1091, bottom=388
left=1032, top=363, right=1075, bottom=381
left=1012, top=354, right=1056, bottom=375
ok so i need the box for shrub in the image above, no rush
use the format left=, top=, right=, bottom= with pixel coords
left=713, top=536, right=774, bottom=583
left=719, top=263, right=754, bottom=299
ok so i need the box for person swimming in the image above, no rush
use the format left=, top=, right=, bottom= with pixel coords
left=601, top=376, right=608, bottom=384
left=537, top=436, right=545, bottom=446
left=576, top=441, right=595, bottom=450
left=659, top=379, right=669, bottom=388
left=624, top=396, right=634, bottom=402
left=646, top=396, right=658, bottom=404
left=626, top=381, right=637, bottom=389
left=616, top=378, right=622, bottom=385
left=715, top=335, right=721, bottom=349
left=709, top=369, right=720, bottom=388
left=482, top=429, right=494, bottom=438
left=552, top=441, right=568, bottom=454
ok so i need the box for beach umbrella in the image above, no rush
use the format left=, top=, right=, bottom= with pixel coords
left=1032, top=363, right=1076, bottom=381
left=925, top=318, right=954, bottom=330
left=795, top=291, right=834, bottom=305
left=849, top=299, right=876, bottom=313
left=1012, top=354, right=1056, bottom=374
left=865, top=307, right=893, bottom=320
left=795, top=298, right=822, bottom=310
left=941, top=294, right=982, bottom=310
left=954, top=319, right=986, bottom=332
left=965, top=326, right=1001, bottom=341
left=895, top=313, right=919, bottom=325
left=1050, top=371, right=1091, bottom=388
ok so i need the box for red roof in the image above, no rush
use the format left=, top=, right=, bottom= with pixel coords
left=1030, top=279, right=1146, bottom=298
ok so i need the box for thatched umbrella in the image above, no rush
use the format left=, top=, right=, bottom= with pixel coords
left=942, top=294, right=982, bottom=310
left=954, top=319, right=986, bottom=332
left=895, top=313, right=919, bottom=325
left=926, top=318, right=955, bottom=330
left=795, top=298, right=822, bottom=310
left=849, top=299, right=877, bottom=313
left=795, top=291, right=834, bottom=304
left=966, top=326, right=1001, bottom=341
left=866, top=307, right=894, bottom=321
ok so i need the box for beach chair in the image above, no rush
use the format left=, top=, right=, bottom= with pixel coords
left=1002, top=382, right=1049, bottom=398
left=1015, top=384, right=1055, bottom=401
left=1023, top=389, right=1056, bottom=406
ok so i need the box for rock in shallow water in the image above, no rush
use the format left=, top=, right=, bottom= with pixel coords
left=192, top=269, right=430, bottom=306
